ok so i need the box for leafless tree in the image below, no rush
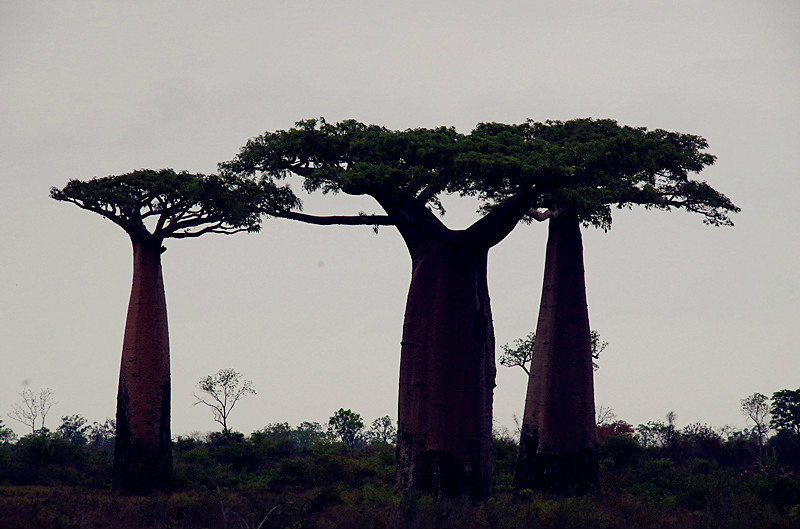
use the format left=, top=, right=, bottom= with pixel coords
left=9, top=387, right=55, bottom=433
left=595, top=405, right=616, bottom=425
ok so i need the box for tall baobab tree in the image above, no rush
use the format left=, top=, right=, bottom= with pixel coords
left=222, top=119, right=559, bottom=498
left=51, top=169, right=295, bottom=493
left=471, top=119, right=739, bottom=493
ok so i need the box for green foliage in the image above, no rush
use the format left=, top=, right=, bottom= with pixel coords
left=16, top=429, right=79, bottom=479
left=50, top=169, right=298, bottom=242
left=56, top=415, right=89, bottom=446
left=599, top=434, right=642, bottom=469
left=85, top=419, right=114, bottom=448
left=4, top=403, right=800, bottom=527
left=2, top=420, right=800, bottom=528
left=366, top=416, right=397, bottom=445
left=491, top=433, right=518, bottom=492
left=0, top=419, right=16, bottom=444
left=328, top=409, right=365, bottom=449
left=678, top=423, right=724, bottom=461
left=772, top=388, right=800, bottom=434
left=221, top=118, right=465, bottom=210
left=636, top=412, right=679, bottom=451
left=466, top=118, right=739, bottom=229
left=744, top=452, right=800, bottom=514
left=225, top=118, right=738, bottom=234
left=296, top=421, right=331, bottom=447
left=498, top=332, right=535, bottom=375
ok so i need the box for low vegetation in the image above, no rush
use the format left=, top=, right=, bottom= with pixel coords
left=1, top=412, right=800, bottom=529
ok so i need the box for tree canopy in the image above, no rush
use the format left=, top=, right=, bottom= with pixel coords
left=462, top=118, right=740, bottom=227
left=221, top=118, right=564, bottom=252
left=771, top=389, right=800, bottom=435
left=221, top=118, right=462, bottom=210
left=50, top=169, right=298, bottom=243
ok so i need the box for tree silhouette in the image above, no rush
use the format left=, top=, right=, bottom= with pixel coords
left=466, top=119, right=738, bottom=493
left=51, top=169, right=295, bottom=493
left=328, top=408, right=364, bottom=448
left=223, top=119, right=558, bottom=498
left=194, top=368, right=256, bottom=437
left=741, top=392, right=771, bottom=449
left=8, top=387, right=55, bottom=434
left=771, top=389, right=800, bottom=435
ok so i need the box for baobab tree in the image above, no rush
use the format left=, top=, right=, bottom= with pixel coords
left=470, top=119, right=739, bottom=493
left=222, top=119, right=559, bottom=498
left=51, top=169, right=295, bottom=493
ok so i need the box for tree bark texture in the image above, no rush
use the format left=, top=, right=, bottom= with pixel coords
left=112, top=239, right=172, bottom=493
left=396, top=237, right=496, bottom=499
left=515, top=213, right=599, bottom=493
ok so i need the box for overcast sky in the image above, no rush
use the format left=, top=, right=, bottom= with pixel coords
left=2, top=1, right=798, bottom=439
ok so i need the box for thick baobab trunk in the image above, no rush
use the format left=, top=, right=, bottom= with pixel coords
left=112, top=238, right=172, bottom=493
left=396, top=238, right=496, bottom=499
left=515, top=213, right=598, bottom=493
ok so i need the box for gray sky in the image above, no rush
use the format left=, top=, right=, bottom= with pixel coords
left=2, top=1, right=798, bottom=438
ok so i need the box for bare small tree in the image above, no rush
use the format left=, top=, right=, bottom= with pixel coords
left=741, top=392, right=771, bottom=448
left=194, top=369, right=256, bottom=436
left=9, top=387, right=56, bottom=434
left=595, top=405, right=617, bottom=425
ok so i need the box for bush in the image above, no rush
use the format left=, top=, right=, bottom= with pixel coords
left=768, top=430, right=800, bottom=469
left=599, top=434, right=642, bottom=469
left=491, top=434, right=518, bottom=491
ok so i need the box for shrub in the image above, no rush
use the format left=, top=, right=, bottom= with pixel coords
left=599, top=434, right=642, bottom=469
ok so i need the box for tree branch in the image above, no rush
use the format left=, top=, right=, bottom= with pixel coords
left=61, top=197, right=151, bottom=241
left=462, top=187, right=540, bottom=248
left=528, top=208, right=559, bottom=222
left=275, top=211, right=395, bottom=226
left=168, top=223, right=252, bottom=238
